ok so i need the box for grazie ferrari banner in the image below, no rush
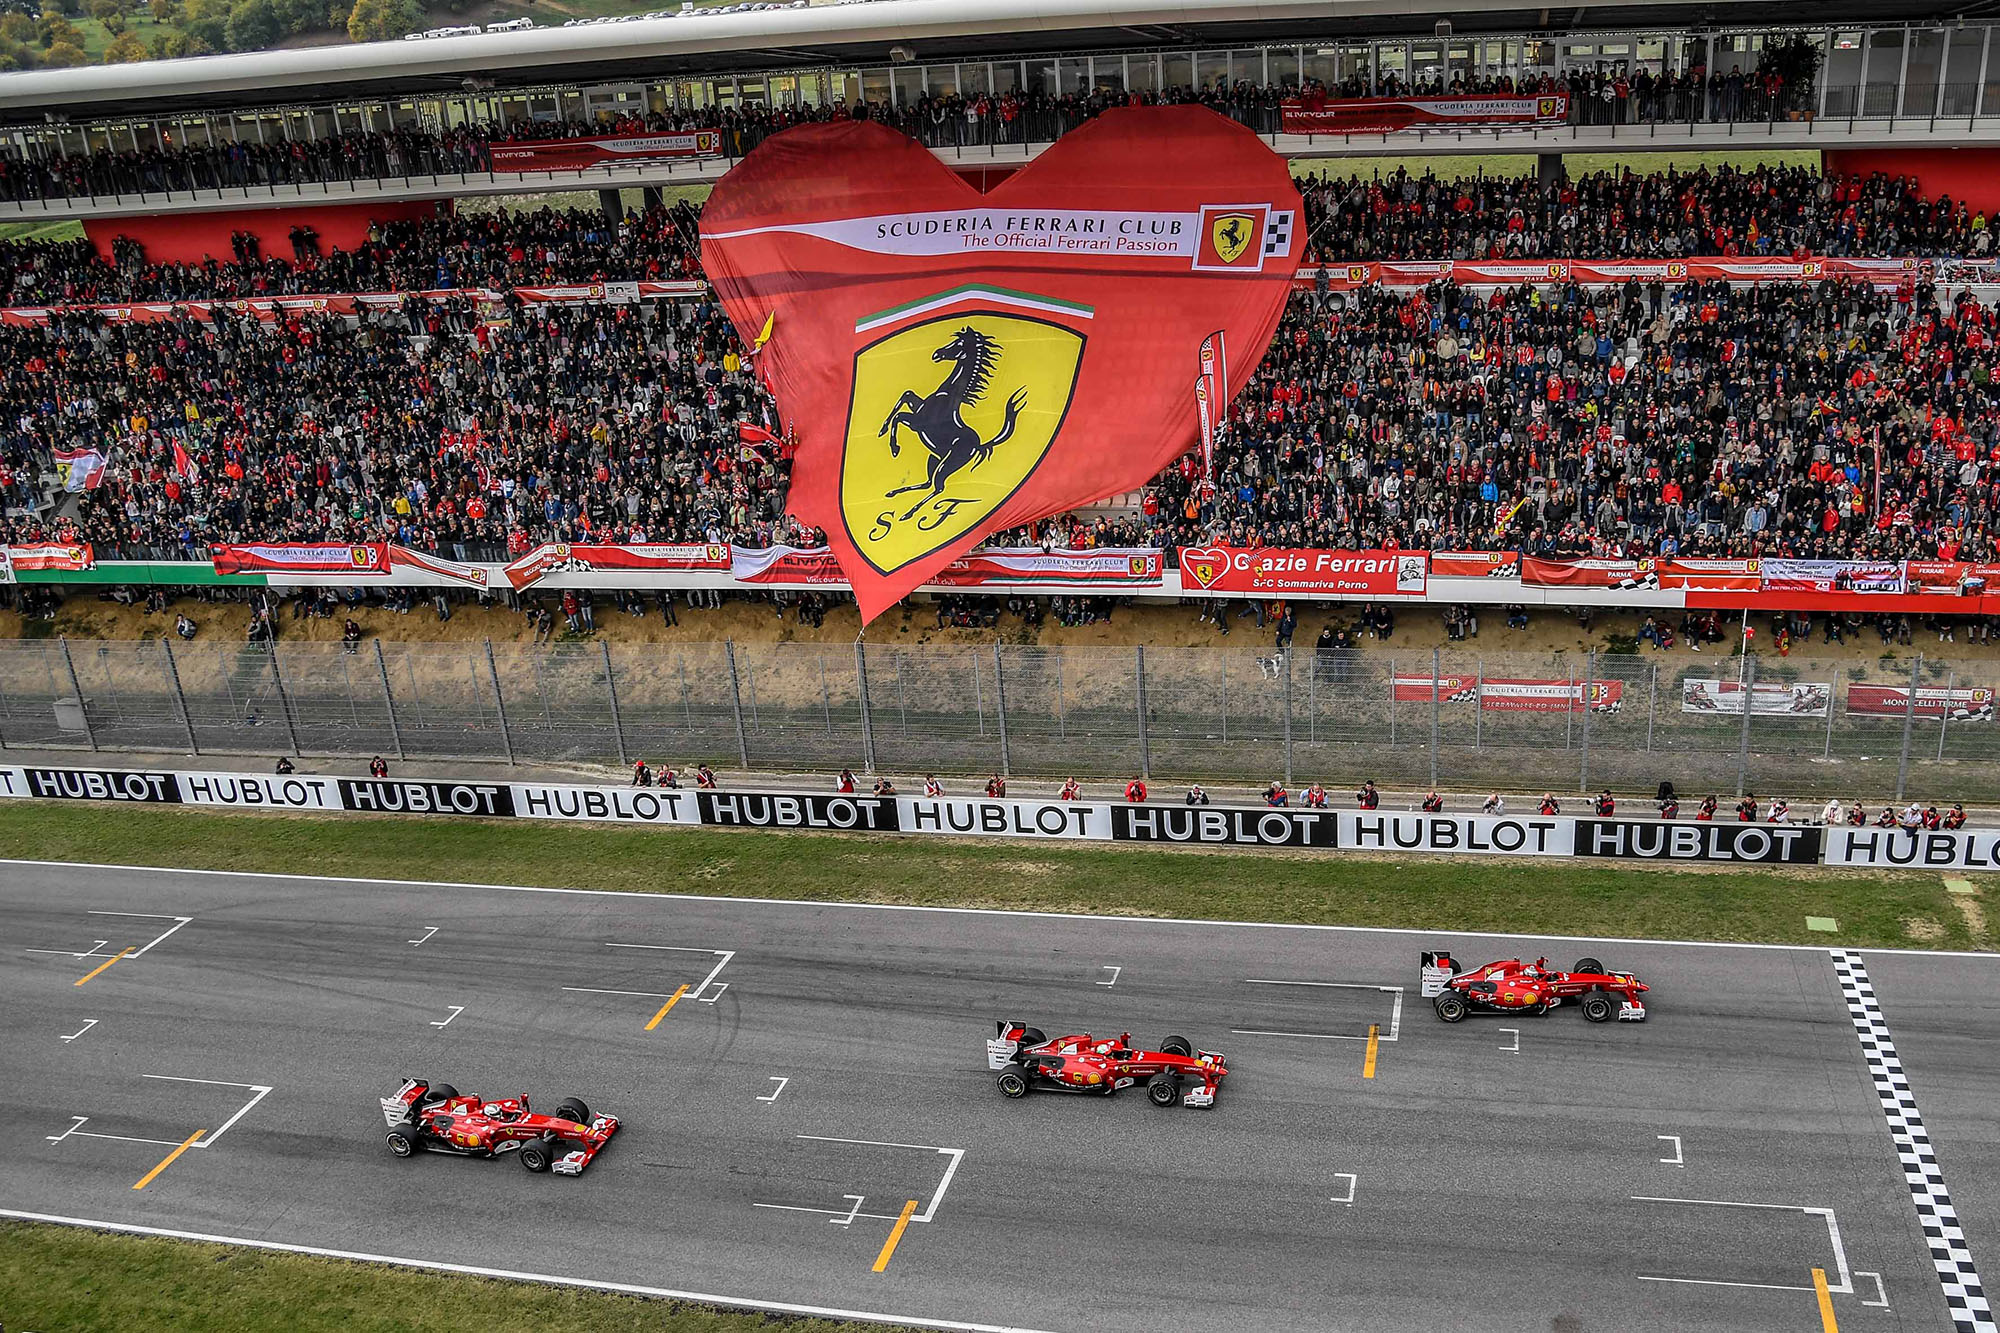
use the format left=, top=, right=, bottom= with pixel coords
left=1179, top=545, right=1426, bottom=597
left=700, top=109, right=1302, bottom=621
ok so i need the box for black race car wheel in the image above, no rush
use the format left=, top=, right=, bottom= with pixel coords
left=385, top=1127, right=417, bottom=1158
left=996, top=1063, right=1030, bottom=1099
left=1434, top=993, right=1469, bottom=1023
left=1580, top=992, right=1616, bottom=1023
left=553, top=1098, right=591, bottom=1126
left=518, top=1137, right=555, bottom=1172
left=420, top=1082, right=458, bottom=1105
left=1571, top=958, right=1604, bottom=975
left=1158, top=1035, right=1193, bottom=1057
left=1147, top=1073, right=1181, bottom=1107
left=1017, top=1027, right=1046, bottom=1048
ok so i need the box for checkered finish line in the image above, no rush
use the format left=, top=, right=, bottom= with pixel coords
left=1832, top=950, right=1997, bottom=1332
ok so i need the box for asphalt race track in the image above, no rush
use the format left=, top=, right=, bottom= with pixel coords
left=4, top=859, right=1997, bottom=1333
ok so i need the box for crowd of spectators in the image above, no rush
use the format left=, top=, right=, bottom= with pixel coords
left=2, top=160, right=1998, bottom=577
left=0, top=55, right=1814, bottom=204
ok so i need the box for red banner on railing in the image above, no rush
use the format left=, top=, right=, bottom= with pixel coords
left=1904, top=561, right=1994, bottom=596
left=1178, top=546, right=1428, bottom=597
left=5, top=542, right=93, bottom=571
left=489, top=130, right=723, bottom=172
left=1280, top=95, right=1567, bottom=135
left=729, top=545, right=848, bottom=586
left=924, top=547, right=1164, bottom=588
left=505, top=542, right=731, bottom=591
left=1300, top=257, right=1917, bottom=293
left=1847, top=684, right=1995, bottom=721
left=210, top=543, right=390, bottom=576
left=1519, top=557, right=1659, bottom=590
left=1392, top=675, right=1625, bottom=713
left=1656, top=558, right=1761, bottom=593
left=1759, top=559, right=1906, bottom=595
left=1428, top=550, right=1521, bottom=579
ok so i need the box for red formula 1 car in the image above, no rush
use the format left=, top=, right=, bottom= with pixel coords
left=1421, top=952, right=1650, bottom=1024
left=378, top=1078, right=620, bottom=1175
left=985, top=1021, right=1228, bottom=1108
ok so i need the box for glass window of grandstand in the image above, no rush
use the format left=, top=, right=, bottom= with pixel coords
left=767, top=75, right=801, bottom=108
left=994, top=62, right=1023, bottom=97
left=860, top=69, right=892, bottom=110
left=1164, top=53, right=1194, bottom=93
left=1940, top=25, right=1982, bottom=116
left=1521, top=39, right=1557, bottom=83
left=959, top=64, right=991, bottom=100
left=1195, top=51, right=1226, bottom=93
left=921, top=67, right=956, bottom=98
left=1825, top=31, right=1865, bottom=116
left=1634, top=37, right=1667, bottom=75
left=1376, top=43, right=1408, bottom=93
left=1231, top=49, right=1264, bottom=84
left=1302, top=47, right=1336, bottom=88
left=1408, top=40, right=1444, bottom=92
left=1863, top=29, right=1903, bottom=117
left=1127, top=54, right=1159, bottom=94
left=1089, top=58, right=1123, bottom=96
left=892, top=65, right=923, bottom=107
left=1268, top=46, right=1300, bottom=91
left=1905, top=27, right=1946, bottom=116
left=1445, top=42, right=1473, bottom=87
left=738, top=78, right=768, bottom=108
left=1055, top=57, right=1087, bottom=95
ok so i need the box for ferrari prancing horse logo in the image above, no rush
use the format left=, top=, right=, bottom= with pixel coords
left=842, top=310, right=1084, bottom=576
left=1210, top=213, right=1256, bottom=265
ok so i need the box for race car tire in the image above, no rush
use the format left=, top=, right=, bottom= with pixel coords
left=1158, top=1035, right=1193, bottom=1057
left=518, top=1137, right=556, bottom=1172
left=1017, top=1027, right=1046, bottom=1048
left=553, top=1098, right=591, bottom=1126
left=1434, top=993, right=1469, bottom=1023
left=419, top=1082, right=458, bottom=1105
left=1580, top=992, right=1616, bottom=1023
left=1571, top=958, right=1604, bottom=975
left=996, top=1063, right=1030, bottom=1099
left=1147, top=1073, right=1181, bottom=1107
left=385, top=1127, right=417, bottom=1158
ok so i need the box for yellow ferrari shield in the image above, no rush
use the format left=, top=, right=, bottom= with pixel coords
left=1210, top=213, right=1255, bottom=265
left=842, top=312, right=1084, bottom=576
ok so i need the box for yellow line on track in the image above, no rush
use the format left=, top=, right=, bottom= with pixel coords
left=873, top=1199, right=920, bottom=1273
left=1812, top=1268, right=1839, bottom=1332
left=645, top=984, right=690, bottom=1031
left=75, top=948, right=131, bottom=987
left=1363, top=1023, right=1379, bottom=1079
left=133, top=1130, right=205, bottom=1190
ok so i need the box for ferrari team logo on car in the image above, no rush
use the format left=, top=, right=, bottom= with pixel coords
left=842, top=307, right=1084, bottom=577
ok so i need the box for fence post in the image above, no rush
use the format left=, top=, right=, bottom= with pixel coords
left=1429, top=646, right=1441, bottom=789
left=1896, top=654, right=1922, bottom=800
left=484, top=639, right=516, bottom=765
left=1387, top=655, right=1396, bottom=749
left=1135, top=645, right=1151, bottom=780
left=819, top=656, right=833, bottom=734
left=373, top=640, right=405, bottom=761
left=266, top=644, right=303, bottom=757
left=1219, top=655, right=1227, bottom=743
left=161, top=639, right=199, bottom=754
left=992, top=644, right=1011, bottom=777
left=57, top=637, right=97, bottom=751
left=1645, top=663, right=1657, bottom=752
left=601, top=639, right=629, bottom=767
left=1938, top=669, right=1954, bottom=762
left=1474, top=657, right=1484, bottom=751
left=1579, top=648, right=1595, bottom=794
left=1282, top=649, right=1294, bottom=785
left=723, top=639, right=751, bottom=770
left=1734, top=654, right=1756, bottom=798
left=1824, top=666, right=1839, bottom=759
left=854, top=640, right=876, bottom=774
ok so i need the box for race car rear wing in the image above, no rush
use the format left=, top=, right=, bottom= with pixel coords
left=987, top=1019, right=1027, bottom=1070
left=1420, top=952, right=1458, bottom=998
left=379, top=1077, right=426, bottom=1128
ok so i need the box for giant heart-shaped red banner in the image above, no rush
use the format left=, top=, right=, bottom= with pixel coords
left=700, top=107, right=1302, bottom=622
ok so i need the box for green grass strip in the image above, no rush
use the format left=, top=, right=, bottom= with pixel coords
left=0, top=803, right=1989, bottom=952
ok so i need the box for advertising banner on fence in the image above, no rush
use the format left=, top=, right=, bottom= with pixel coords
left=1177, top=546, right=1428, bottom=597
left=1428, top=550, right=1520, bottom=579
left=4, top=542, right=92, bottom=572
left=1573, top=819, right=1822, bottom=864
left=1681, top=677, right=1834, bottom=717
left=729, top=545, right=848, bottom=586
left=1657, top=558, right=1761, bottom=592
left=1904, top=561, right=1995, bottom=596
left=1279, top=95, right=1567, bottom=135
left=1519, top=557, right=1657, bottom=590
left=488, top=130, right=723, bottom=172
left=210, top=543, right=391, bottom=577
left=1392, top=676, right=1625, bottom=713
left=505, top=542, right=732, bottom=591
left=1759, top=559, right=1905, bottom=595
left=923, top=547, right=1164, bottom=588
left=1845, top=685, right=1995, bottom=721
left=1338, top=812, right=1572, bottom=857
left=388, top=544, right=489, bottom=588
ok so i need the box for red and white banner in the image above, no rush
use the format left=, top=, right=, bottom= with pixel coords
left=1393, top=675, right=1625, bottom=713
left=5, top=542, right=93, bottom=571
left=1178, top=546, right=1428, bottom=597
left=1301, top=257, right=1916, bottom=293
left=1847, top=684, right=1995, bottom=721
left=210, top=543, right=390, bottom=577
left=1760, top=559, right=1905, bottom=595
left=488, top=130, right=723, bottom=173
left=1280, top=95, right=1568, bottom=135
left=52, top=445, right=106, bottom=492
left=505, top=542, right=731, bottom=591
left=1681, top=677, right=1835, bottom=717
left=730, top=544, right=848, bottom=586
left=923, top=547, right=1164, bottom=588
left=1428, top=550, right=1520, bottom=579
left=1904, top=561, right=1995, bottom=596
left=389, top=544, right=489, bottom=589
left=1519, top=557, right=1658, bottom=590
left=1657, top=558, right=1760, bottom=592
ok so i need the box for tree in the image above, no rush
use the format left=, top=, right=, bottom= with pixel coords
left=151, top=28, right=206, bottom=56
left=83, top=0, right=119, bottom=20
left=344, top=0, right=418, bottom=41
left=0, top=40, right=35, bottom=69
left=182, top=7, right=225, bottom=46
left=38, top=15, right=80, bottom=47
left=270, top=0, right=322, bottom=35
left=148, top=0, right=179, bottom=21
left=41, top=37, right=85, bottom=63
left=103, top=28, right=146, bottom=59
left=100, top=10, right=127, bottom=34
left=0, top=13, right=34, bottom=42
left=223, top=0, right=276, bottom=49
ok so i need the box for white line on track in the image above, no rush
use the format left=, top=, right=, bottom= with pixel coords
left=1097, top=966, right=1121, bottom=987
left=11, top=858, right=1997, bottom=959
left=59, top=1019, right=97, bottom=1043
left=561, top=986, right=677, bottom=998
left=762, top=1135, right=967, bottom=1224
left=0, top=1209, right=1061, bottom=1333
left=87, top=910, right=192, bottom=957
left=1237, top=980, right=1403, bottom=1041
left=602, top=943, right=736, bottom=999
left=1629, top=1197, right=1852, bottom=1293
left=138, top=1076, right=272, bottom=1148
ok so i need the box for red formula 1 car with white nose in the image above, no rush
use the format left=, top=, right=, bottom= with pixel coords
left=986, top=1021, right=1228, bottom=1107
left=1421, top=952, right=1650, bottom=1023
left=378, top=1078, right=620, bottom=1175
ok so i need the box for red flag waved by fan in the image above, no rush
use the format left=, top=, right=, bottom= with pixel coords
left=701, top=108, right=1301, bottom=622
